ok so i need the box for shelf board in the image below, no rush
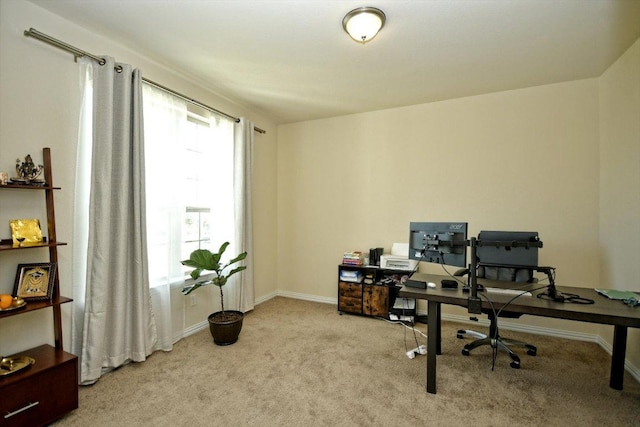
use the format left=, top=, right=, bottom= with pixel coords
left=0, top=296, right=73, bottom=320
left=0, top=183, right=60, bottom=190
left=0, top=240, right=67, bottom=251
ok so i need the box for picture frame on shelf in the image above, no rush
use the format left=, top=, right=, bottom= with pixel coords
left=13, top=262, right=56, bottom=301
left=9, top=218, right=44, bottom=246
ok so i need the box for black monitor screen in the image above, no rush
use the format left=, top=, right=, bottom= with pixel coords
left=477, top=230, right=539, bottom=267
left=409, top=222, right=468, bottom=268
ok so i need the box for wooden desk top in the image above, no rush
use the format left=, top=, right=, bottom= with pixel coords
left=399, top=273, right=640, bottom=328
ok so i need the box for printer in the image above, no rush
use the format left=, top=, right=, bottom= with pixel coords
left=379, top=243, right=418, bottom=271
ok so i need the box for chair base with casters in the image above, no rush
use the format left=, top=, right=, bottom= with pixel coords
left=455, top=264, right=538, bottom=369
left=457, top=312, right=537, bottom=369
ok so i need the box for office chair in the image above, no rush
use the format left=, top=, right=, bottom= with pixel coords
left=455, top=264, right=537, bottom=369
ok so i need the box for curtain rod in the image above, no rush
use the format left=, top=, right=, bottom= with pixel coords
left=23, top=27, right=266, bottom=134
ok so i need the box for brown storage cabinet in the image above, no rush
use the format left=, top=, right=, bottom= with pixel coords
left=0, top=148, right=78, bottom=426
left=337, top=264, right=412, bottom=318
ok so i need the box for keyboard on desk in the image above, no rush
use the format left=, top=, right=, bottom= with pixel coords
left=484, top=287, right=532, bottom=297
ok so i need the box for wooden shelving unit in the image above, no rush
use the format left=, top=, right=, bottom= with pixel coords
left=0, top=148, right=78, bottom=426
left=337, top=264, right=416, bottom=319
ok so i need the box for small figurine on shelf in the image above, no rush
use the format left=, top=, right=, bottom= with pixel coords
left=15, top=154, right=44, bottom=184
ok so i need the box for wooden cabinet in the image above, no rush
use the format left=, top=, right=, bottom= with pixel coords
left=337, top=264, right=413, bottom=318
left=0, top=148, right=78, bottom=426
left=0, top=345, right=78, bottom=427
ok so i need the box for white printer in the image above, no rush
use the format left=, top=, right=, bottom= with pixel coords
left=379, top=243, right=418, bottom=271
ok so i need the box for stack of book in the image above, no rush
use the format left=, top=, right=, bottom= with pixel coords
left=342, top=251, right=363, bottom=266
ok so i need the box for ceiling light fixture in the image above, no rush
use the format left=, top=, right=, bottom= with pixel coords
left=342, top=7, right=386, bottom=44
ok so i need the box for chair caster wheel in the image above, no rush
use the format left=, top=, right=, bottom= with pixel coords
left=525, top=345, right=537, bottom=356
left=510, top=361, right=520, bottom=369
left=462, top=348, right=470, bottom=356
left=527, top=349, right=536, bottom=356
left=457, top=333, right=464, bottom=339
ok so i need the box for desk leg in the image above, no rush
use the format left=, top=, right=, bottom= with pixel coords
left=610, top=325, right=627, bottom=390
left=426, top=300, right=440, bottom=394
left=436, top=301, right=442, bottom=355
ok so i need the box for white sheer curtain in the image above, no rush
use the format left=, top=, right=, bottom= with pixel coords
left=141, top=83, right=189, bottom=349
left=72, top=57, right=156, bottom=385
left=73, top=63, right=254, bottom=380
left=142, top=84, right=237, bottom=339
left=230, top=118, right=255, bottom=313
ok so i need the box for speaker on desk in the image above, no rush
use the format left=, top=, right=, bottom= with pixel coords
left=369, top=247, right=383, bottom=266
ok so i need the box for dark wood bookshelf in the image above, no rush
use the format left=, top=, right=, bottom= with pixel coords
left=0, top=148, right=78, bottom=424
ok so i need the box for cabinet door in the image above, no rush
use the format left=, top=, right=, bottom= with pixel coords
left=363, top=285, right=389, bottom=317
left=338, top=282, right=362, bottom=314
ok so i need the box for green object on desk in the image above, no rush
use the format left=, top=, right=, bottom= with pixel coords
left=594, top=289, right=640, bottom=300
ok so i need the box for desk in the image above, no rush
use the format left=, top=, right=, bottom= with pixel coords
left=399, top=273, right=640, bottom=394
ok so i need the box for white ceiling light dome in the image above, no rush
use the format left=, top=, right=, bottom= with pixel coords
left=342, top=7, right=386, bottom=44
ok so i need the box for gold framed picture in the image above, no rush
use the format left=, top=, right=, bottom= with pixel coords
left=13, top=263, right=56, bottom=301
left=9, top=219, right=43, bottom=247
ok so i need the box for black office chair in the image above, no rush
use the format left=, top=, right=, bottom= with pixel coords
left=455, top=264, right=537, bottom=369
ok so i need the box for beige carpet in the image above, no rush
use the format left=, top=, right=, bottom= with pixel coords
left=54, top=297, right=640, bottom=426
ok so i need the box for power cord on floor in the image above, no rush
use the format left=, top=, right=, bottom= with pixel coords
left=379, top=316, right=428, bottom=358
left=379, top=317, right=428, bottom=340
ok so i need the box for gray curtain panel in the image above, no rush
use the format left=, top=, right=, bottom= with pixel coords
left=75, top=57, right=156, bottom=384
left=232, top=118, right=255, bottom=313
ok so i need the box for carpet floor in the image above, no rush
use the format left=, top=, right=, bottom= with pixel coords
left=54, top=297, right=640, bottom=426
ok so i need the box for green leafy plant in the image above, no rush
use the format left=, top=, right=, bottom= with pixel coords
left=180, top=242, right=247, bottom=314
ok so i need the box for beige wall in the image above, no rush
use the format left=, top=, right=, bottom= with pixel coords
left=277, top=37, right=639, bottom=371
left=278, top=80, right=599, bottom=298
left=599, top=38, right=640, bottom=369
left=0, top=0, right=278, bottom=354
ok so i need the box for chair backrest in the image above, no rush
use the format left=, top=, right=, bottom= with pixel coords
left=475, top=230, right=540, bottom=283
left=477, top=230, right=539, bottom=268
left=476, top=265, right=535, bottom=283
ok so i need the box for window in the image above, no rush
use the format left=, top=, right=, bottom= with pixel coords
left=142, top=84, right=235, bottom=287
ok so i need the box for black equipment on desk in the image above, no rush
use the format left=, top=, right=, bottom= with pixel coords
left=441, top=279, right=458, bottom=289
left=409, top=222, right=468, bottom=268
left=405, top=279, right=427, bottom=289
left=369, top=247, right=383, bottom=266
left=406, top=221, right=468, bottom=289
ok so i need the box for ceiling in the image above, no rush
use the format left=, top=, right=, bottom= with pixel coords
left=29, top=0, right=640, bottom=125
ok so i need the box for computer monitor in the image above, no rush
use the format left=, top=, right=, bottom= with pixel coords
left=408, top=222, right=468, bottom=268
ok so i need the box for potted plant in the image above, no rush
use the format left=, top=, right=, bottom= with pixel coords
left=181, top=242, right=247, bottom=345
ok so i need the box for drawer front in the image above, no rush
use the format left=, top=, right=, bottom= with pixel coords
left=339, top=282, right=362, bottom=298
left=338, top=296, right=362, bottom=313
left=1, top=358, right=78, bottom=427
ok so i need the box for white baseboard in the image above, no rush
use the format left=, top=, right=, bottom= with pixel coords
left=437, top=311, right=640, bottom=381
left=256, top=291, right=640, bottom=385
left=181, top=320, right=208, bottom=339
left=178, top=291, right=334, bottom=340
left=270, top=290, right=336, bottom=305
left=439, top=312, right=599, bottom=342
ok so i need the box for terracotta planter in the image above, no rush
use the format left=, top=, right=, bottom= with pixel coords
left=208, top=310, right=244, bottom=346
